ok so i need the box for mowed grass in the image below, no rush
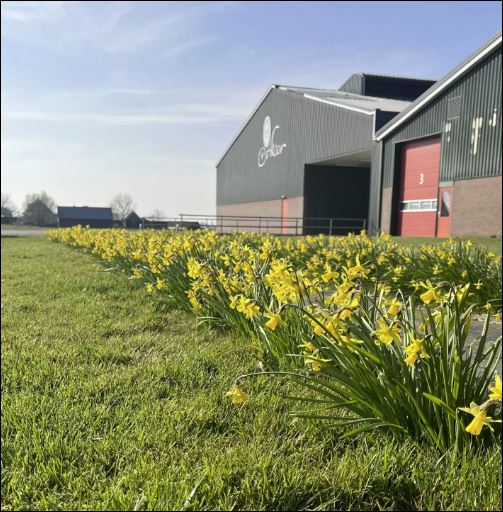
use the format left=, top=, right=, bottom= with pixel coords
left=1, top=236, right=502, bottom=511
left=392, top=236, right=502, bottom=255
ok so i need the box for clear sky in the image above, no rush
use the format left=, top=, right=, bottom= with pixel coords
left=1, top=1, right=501, bottom=217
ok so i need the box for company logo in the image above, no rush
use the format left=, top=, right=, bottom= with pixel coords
left=258, top=115, right=286, bottom=167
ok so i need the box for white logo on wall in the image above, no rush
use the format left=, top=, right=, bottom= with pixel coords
left=258, top=115, right=287, bottom=167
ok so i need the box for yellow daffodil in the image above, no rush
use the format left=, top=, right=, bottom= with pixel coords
left=264, top=311, right=281, bottom=330
left=387, top=298, right=401, bottom=316
left=229, top=295, right=239, bottom=309
left=303, top=352, right=331, bottom=372
left=488, top=375, right=502, bottom=401
left=474, top=281, right=483, bottom=290
left=419, top=280, right=439, bottom=304
left=458, top=402, right=498, bottom=436
left=225, top=385, right=249, bottom=404
left=146, top=283, right=154, bottom=294
left=300, top=340, right=317, bottom=352
left=322, top=269, right=338, bottom=282
left=374, top=318, right=401, bottom=345
left=403, top=335, right=429, bottom=366
left=156, top=277, right=166, bottom=290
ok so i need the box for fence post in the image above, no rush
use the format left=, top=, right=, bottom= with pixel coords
left=258, top=217, right=261, bottom=233
left=295, top=219, right=298, bottom=236
left=179, top=214, right=183, bottom=231
left=329, top=218, right=333, bottom=236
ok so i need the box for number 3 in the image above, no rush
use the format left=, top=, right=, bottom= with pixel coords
left=419, top=173, right=424, bottom=185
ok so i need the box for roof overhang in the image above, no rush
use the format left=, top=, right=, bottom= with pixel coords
left=374, top=33, right=502, bottom=141
left=302, top=93, right=374, bottom=115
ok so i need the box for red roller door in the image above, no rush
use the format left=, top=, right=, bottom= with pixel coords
left=397, top=137, right=441, bottom=237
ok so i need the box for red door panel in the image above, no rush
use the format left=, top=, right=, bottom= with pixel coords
left=398, top=137, right=441, bottom=237
left=281, top=197, right=288, bottom=235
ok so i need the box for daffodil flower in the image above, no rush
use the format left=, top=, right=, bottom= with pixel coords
left=458, top=402, right=500, bottom=436
left=403, top=335, right=429, bottom=366
left=225, top=385, right=249, bottom=404
left=374, top=318, right=401, bottom=345
left=387, top=298, right=401, bottom=316
left=264, top=311, right=280, bottom=330
left=488, top=375, right=502, bottom=401
left=419, top=280, right=439, bottom=304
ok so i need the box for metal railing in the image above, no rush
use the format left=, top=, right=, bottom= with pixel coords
left=142, top=214, right=367, bottom=236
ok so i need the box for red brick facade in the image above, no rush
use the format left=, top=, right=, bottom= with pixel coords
left=451, top=176, right=502, bottom=237
left=216, top=196, right=304, bottom=234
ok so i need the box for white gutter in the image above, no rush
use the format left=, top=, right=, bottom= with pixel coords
left=375, top=35, right=502, bottom=141
left=303, top=93, right=374, bottom=115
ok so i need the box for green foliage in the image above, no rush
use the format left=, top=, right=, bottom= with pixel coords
left=2, top=236, right=502, bottom=510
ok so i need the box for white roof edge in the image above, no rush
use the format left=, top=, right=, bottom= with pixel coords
left=215, top=85, right=278, bottom=167
left=374, top=34, right=502, bottom=141
left=303, top=93, right=374, bottom=115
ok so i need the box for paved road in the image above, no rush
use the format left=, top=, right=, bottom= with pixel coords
left=1, top=229, right=46, bottom=236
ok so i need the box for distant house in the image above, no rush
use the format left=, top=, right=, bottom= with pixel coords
left=57, top=206, right=114, bottom=228
left=125, top=211, right=142, bottom=229
left=1, top=207, right=14, bottom=225
left=23, top=199, right=57, bottom=227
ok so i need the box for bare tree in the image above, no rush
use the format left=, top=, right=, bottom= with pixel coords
left=149, top=209, right=165, bottom=220
left=1, top=193, right=17, bottom=220
left=110, top=193, right=136, bottom=227
left=22, top=191, right=57, bottom=226
left=1, top=193, right=12, bottom=210
left=23, top=191, right=56, bottom=213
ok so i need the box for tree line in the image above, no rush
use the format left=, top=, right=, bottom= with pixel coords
left=1, top=192, right=166, bottom=227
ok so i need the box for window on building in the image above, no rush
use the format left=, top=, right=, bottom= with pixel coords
left=440, top=191, right=452, bottom=217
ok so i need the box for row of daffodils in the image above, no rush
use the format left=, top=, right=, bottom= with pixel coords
left=47, top=227, right=502, bottom=452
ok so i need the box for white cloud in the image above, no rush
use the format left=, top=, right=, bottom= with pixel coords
left=163, top=36, right=217, bottom=58
left=2, top=103, right=250, bottom=126
left=1, top=1, right=69, bottom=23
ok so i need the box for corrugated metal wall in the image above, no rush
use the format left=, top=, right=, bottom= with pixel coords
left=216, top=88, right=373, bottom=205
left=368, top=141, right=383, bottom=234
left=381, top=47, right=502, bottom=189
left=338, top=74, right=364, bottom=95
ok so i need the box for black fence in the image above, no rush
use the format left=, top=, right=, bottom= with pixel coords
left=142, top=214, right=367, bottom=236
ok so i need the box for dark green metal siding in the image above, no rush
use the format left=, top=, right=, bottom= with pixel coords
left=368, top=141, right=383, bottom=234
left=381, top=47, right=502, bottom=189
left=217, top=88, right=373, bottom=205
left=338, top=74, right=436, bottom=100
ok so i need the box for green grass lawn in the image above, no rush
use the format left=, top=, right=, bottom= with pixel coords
left=392, top=236, right=502, bottom=255
left=1, top=236, right=502, bottom=511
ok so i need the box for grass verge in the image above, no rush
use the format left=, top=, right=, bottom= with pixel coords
left=1, top=236, right=501, bottom=511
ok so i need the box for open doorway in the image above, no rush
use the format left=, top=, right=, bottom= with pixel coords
left=303, top=156, right=370, bottom=235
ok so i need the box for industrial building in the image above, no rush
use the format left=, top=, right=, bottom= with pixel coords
left=216, top=32, right=502, bottom=237
left=57, top=206, right=114, bottom=228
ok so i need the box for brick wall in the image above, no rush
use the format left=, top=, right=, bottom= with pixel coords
left=380, top=188, right=393, bottom=234
left=451, top=176, right=502, bottom=237
left=216, top=196, right=304, bottom=234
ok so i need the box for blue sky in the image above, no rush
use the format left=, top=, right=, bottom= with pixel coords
left=1, top=1, right=501, bottom=217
